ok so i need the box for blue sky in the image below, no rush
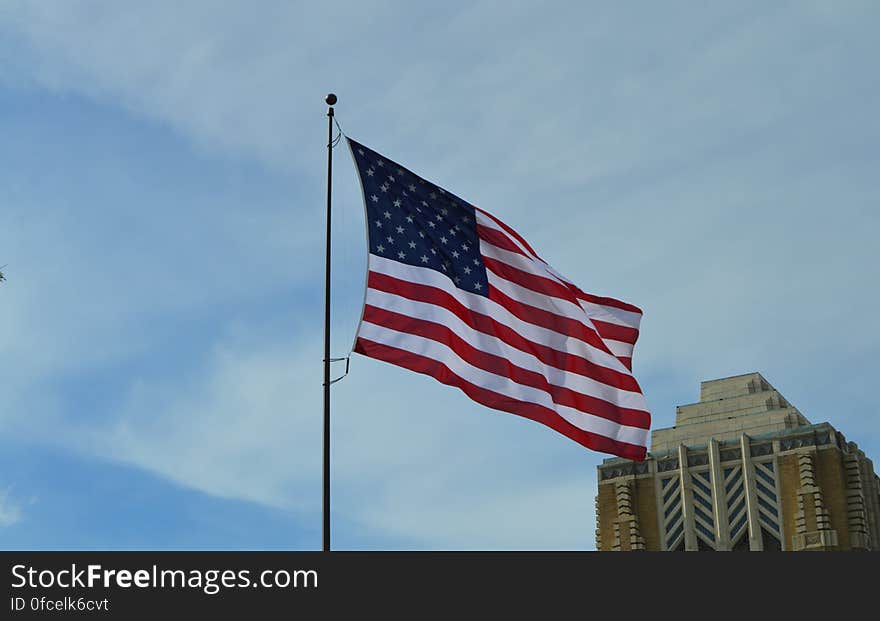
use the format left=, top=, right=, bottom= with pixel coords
left=1, top=1, right=878, bottom=550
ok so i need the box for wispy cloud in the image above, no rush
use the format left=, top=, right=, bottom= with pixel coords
left=93, top=332, right=323, bottom=511
left=0, top=488, right=24, bottom=527
left=54, top=322, right=603, bottom=548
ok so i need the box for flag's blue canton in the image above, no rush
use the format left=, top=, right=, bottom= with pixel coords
left=349, top=138, right=489, bottom=296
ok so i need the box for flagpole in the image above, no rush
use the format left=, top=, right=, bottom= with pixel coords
left=323, top=92, right=336, bottom=552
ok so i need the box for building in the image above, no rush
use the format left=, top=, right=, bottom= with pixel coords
left=595, top=372, right=880, bottom=551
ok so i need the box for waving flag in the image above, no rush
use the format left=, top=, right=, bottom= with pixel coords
left=347, top=138, right=650, bottom=460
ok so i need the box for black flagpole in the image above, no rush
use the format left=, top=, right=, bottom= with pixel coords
left=323, top=93, right=337, bottom=552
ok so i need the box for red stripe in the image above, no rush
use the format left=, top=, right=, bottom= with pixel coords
left=477, top=230, right=643, bottom=318
left=592, top=319, right=640, bottom=346
left=487, top=283, right=613, bottom=356
left=483, top=256, right=583, bottom=309
left=368, top=271, right=638, bottom=391
left=362, top=304, right=650, bottom=429
left=478, top=230, right=641, bottom=349
left=574, top=289, right=643, bottom=316
left=619, top=357, right=633, bottom=371
left=476, top=223, right=529, bottom=257
left=355, top=337, right=647, bottom=461
left=484, top=258, right=640, bottom=358
left=475, top=209, right=641, bottom=321
left=474, top=207, right=540, bottom=259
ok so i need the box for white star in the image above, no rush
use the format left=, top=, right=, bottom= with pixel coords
left=462, top=243, right=469, bottom=251
left=408, top=241, right=416, bottom=249
left=387, top=175, right=395, bottom=183
left=371, top=195, right=379, bottom=203
left=440, top=207, right=448, bottom=215
left=452, top=250, right=460, bottom=259
left=430, top=192, right=437, bottom=200
left=473, top=258, right=479, bottom=265
left=448, top=228, right=456, bottom=236
left=375, top=220, right=382, bottom=228
left=396, top=226, right=404, bottom=234
left=474, top=282, right=482, bottom=291
left=462, top=216, right=470, bottom=223
left=422, top=201, right=429, bottom=208
left=409, top=184, right=416, bottom=192
left=464, top=266, right=472, bottom=275
left=440, top=236, right=448, bottom=244
left=380, top=184, right=389, bottom=193
left=366, top=169, right=374, bottom=177
left=454, top=276, right=461, bottom=284
left=406, top=215, right=414, bottom=223
left=398, top=251, right=406, bottom=259
left=358, top=149, right=365, bottom=155
left=376, top=244, right=385, bottom=253
left=435, top=214, right=443, bottom=221
left=420, top=255, right=429, bottom=263
left=397, top=168, right=404, bottom=176
left=387, top=236, right=394, bottom=243
left=430, top=248, right=437, bottom=255
left=428, top=221, right=436, bottom=228
left=384, top=211, right=392, bottom=219
left=418, top=231, right=425, bottom=238
left=393, top=199, right=402, bottom=208
left=377, top=159, right=385, bottom=167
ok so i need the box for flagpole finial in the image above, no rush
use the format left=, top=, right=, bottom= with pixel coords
left=325, top=93, right=337, bottom=106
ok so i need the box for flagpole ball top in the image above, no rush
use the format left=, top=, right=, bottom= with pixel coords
left=325, top=93, right=337, bottom=106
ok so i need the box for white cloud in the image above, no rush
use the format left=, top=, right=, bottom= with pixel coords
left=52, top=325, right=603, bottom=549
left=0, top=160, right=318, bottom=434
left=96, top=338, right=322, bottom=511
left=0, top=488, right=24, bottom=527
left=0, top=1, right=398, bottom=170
left=352, top=476, right=597, bottom=550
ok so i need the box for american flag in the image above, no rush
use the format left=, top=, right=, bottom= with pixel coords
left=347, top=138, right=650, bottom=460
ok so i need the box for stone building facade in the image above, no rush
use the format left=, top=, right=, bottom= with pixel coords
left=596, top=372, right=880, bottom=551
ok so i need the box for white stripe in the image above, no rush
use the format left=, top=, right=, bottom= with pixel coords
left=486, top=266, right=604, bottom=344
left=483, top=265, right=621, bottom=357
left=481, top=239, right=641, bottom=338
left=480, top=240, right=624, bottom=339
left=604, top=339, right=634, bottom=359
left=368, top=254, right=631, bottom=375
left=364, top=287, right=649, bottom=411
left=487, top=271, right=636, bottom=361
left=358, top=320, right=650, bottom=447
left=479, top=233, right=640, bottom=356
left=479, top=237, right=576, bottom=297
left=476, top=210, right=642, bottom=331
left=474, top=209, right=540, bottom=261
left=578, top=300, right=642, bottom=331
